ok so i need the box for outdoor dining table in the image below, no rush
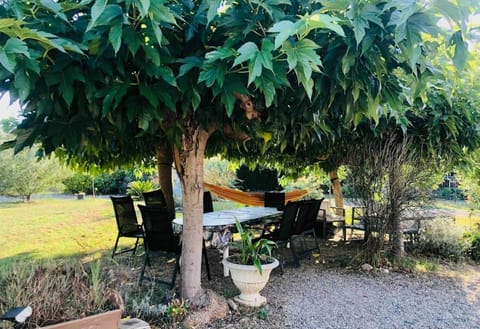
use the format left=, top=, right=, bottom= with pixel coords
left=172, top=206, right=282, bottom=276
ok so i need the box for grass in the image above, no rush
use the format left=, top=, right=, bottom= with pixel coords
left=0, top=197, right=121, bottom=268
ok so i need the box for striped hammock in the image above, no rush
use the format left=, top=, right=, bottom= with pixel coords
left=204, top=182, right=309, bottom=206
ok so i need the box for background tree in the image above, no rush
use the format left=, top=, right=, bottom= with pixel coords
left=0, top=147, right=67, bottom=201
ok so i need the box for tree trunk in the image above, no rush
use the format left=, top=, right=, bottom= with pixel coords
left=156, top=143, right=175, bottom=219
left=329, top=170, right=344, bottom=211
left=175, top=125, right=210, bottom=301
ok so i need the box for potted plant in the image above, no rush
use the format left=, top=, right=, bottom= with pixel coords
left=222, top=220, right=279, bottom=307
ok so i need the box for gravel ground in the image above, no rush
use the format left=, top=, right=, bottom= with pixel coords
left=199, top=240, right=480, bottom=329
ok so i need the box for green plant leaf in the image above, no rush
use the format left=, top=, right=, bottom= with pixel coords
left=0, top=49, right=15, bottom=73
left=206, top=0, right=222, bottom=25
left=40, top=0, right=69, bottom=23
left=4, top=38, right=30, bottom=58
left=268, top=20, right=298, bottom=49
left=87, top=0, right=107, bottom=31
left=138, top=0, right=151, bottom=17
left=109, top=23, right=123, bottom=54
left=233, top=42, right=259, bottom=67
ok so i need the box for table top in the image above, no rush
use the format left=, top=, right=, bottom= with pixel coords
left=172, top=206, right=282, bottom=228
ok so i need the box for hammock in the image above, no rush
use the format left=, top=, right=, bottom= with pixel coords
left=204, top=182, right=309, bottom=206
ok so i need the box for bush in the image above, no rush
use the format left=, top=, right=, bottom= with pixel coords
left=63, top=173, right=92, bottom=194
left=0, top=259, right=121, bottom=328
left=94, top=170, right=135, bottom=195
left=432, top=187, right=466, bottom=200
left=416, top=218, right=471, bottom=260
left=127, top=180, right=158, bottom=199
left=469, top=231, right=480, bottom=261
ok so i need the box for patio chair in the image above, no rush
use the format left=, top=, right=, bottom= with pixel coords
left=293, top=198, right=323, bottom=256
left=202, top=191, right=214, bottom=280
left=142, top=189, right=167, bottom=208
left=138, top=205, right=181, bottom=288
left=203, top=191, right=214, bottom=213
left=264, top=191, right=285, bottom=210
left=343, top=206, right=367, bottom=241
left=318, top=206, right=346, bottom=239
left=260, top=201, right=301, bottom=272
left=110, top=195, right=145, bottom=258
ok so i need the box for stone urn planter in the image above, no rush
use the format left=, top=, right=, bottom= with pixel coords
left=40, top=309, right=122, bottom=329
left=223, top=256, right=279, bottom=307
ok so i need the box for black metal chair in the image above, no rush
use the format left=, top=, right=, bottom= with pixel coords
left=142, top=189, right=167, bottom=208
left=138, top=205, right=181, bottom=288
left=202, top=191, right=214, bottom=280
left=293, top=199, right=323, bottom=256
left=260, top=201, right=301, bottom=272
left=203, top=191, right=214, bottom=213
left=264, top=191, right=285, bottom=210
left=110, top=195, right=144, bottom=258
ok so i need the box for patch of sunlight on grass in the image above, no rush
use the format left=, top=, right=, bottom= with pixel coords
left=0, top=198, right=135, bottom=267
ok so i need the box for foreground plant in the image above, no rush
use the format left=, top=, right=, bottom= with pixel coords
left=232, top=220, right=277, bottom=274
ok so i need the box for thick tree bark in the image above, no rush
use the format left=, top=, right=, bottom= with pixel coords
left=175, top=124, right=210, bottom=300
left=329, top=170, right=344, bottom=211
left=156, top=143, right=175, bottom=219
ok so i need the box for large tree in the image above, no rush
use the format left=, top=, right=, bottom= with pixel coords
left=0, top=0, right=474, bottom=301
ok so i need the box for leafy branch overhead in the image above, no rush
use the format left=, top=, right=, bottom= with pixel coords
left=0, top=0, right=476, bottom=164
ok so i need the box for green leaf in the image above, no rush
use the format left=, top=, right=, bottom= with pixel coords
left=40, top=0, right=69, bottom=23
left=95, top=5, right=124, bottom=27
left=206, top=0, right=222, bottom=25
left=450, top=31, right=467, bottom=70
left=4, top=38, right=30, bottom=58
left=248, top=55, right=263, bottom=86
left=59, top=81, right=74, bottom=107
left=124, top=26, right=142, bottom=56
left=233, top=42, right=259, bottom=67
left=13, top=68, right=30, bottom=102
left=177, top=56, right=203, bottom=77
left=151, top=22, right=163, bottom=46
left=158, top=67, right=177, bottom=87
left=87, top=0, right=107, bottom=31
left=140, top=85, right=159, bottom=108
left=205, top=47, right=236, bottom=63
left=138, top=0, right=151, bottom=17
left=302, top=12, right=345, bottom=38
left=191, top=87, right=201, bottom=110
left=150, top=1, right=177, bottom=25
left=268, top=20, right=298, bottom=49
left=0, top=49, right=15, bottom=73
left=259, top=39, right=274, bottom=71
left=109, top=23, right=123, bottom=54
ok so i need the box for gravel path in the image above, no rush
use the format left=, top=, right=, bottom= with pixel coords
left=202, top=248, right=480, bottom=329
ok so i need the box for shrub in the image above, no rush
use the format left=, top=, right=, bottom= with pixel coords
left=469, top=231, right=480, bottom=261
left=416, top=218, right=471, bottom=260
left=127, top=180, right=158, bottom=199
left=0, top=259, right=121, bottom=328
left=94, top=170, right=135, bottom=195
left=63, top=173, right=92, bottom=194
left=432, top=187, right=466, bottom=200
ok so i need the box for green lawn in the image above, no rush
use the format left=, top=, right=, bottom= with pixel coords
left=0, top=198, right=119, bottom=267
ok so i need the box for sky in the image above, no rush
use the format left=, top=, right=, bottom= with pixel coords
left=0, top=93, right=20, bottom=120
